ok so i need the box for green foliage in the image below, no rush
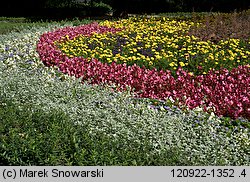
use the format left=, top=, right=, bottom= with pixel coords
left=91, top=1, right=112, bottom=15
left=44, top=0, right=76, bottom=8
left=0, top=98, right=182, bottom=165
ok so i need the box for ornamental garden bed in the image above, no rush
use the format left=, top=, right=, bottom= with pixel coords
left=37, top=16, right=250, bottom=120
left=0, top=13, right=249, bottom=165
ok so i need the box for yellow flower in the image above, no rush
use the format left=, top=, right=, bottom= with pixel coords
left=179, top=62, right=185, bottom=67
left=229, top=56, right=234, bottom=61
left=155, top=55, right=162, bottom=59
left=57, top=17, right=249, bottom=76
left=132, top=48, right=137, bottom=52
left=132, top=56, right=137, bottom=60
left=169, top=62, right=175, bottom=67
left=107, top=58, right=112, bottom=63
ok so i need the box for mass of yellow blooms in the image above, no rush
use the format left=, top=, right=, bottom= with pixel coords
left=57, top=17, right=250, bottom=75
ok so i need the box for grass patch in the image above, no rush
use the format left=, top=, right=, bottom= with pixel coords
left=0, top=17, right=96, bottom=35
left=0, top=22, right=35, bottom=34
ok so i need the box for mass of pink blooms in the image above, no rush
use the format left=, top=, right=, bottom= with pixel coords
left=37, top=22, right=250, bottom=119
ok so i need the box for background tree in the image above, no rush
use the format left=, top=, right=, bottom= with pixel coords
left=1, top=0, right=249, bottom=17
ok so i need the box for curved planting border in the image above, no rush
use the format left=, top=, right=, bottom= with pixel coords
left=37, top=22, right=250, bottom=120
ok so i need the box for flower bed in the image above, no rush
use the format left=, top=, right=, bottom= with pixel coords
left=1, top=17, right=249, bottom=166
left=37, top=18, right=250, bottom=120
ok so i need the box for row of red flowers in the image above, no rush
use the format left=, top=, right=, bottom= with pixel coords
left=37, top=22, right=250, bottom=119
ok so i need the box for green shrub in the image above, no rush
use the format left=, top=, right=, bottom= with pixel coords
left=92, top=1, right=112, bottom=15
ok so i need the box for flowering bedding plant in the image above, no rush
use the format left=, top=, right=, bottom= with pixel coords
left=37, top=17, right=250, bottom=120
left=1, top=17, right=249, bottom=166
